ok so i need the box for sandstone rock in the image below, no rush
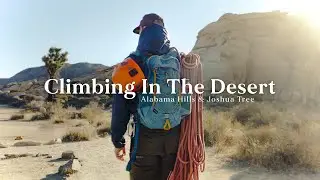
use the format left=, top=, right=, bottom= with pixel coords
left=192, top=11, right=320, bottom=104
left=58, top=159, right=81, bottom=176
left=55, top=138, right=62, bottom=144
left=44, top=138, right=62, bottom=145
left=61, top=151, right=76, bottom=160
left=0, top=143, right=7, bottom=148
left=13, top=141, right=41, bottom=147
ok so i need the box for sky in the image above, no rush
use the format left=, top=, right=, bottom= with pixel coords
left=0, top=0, right=318, bottom=78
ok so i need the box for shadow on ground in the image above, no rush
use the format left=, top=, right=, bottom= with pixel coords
left=41, top=173, right=66, bottom=180
left=48, top=158, right=69, bottom=163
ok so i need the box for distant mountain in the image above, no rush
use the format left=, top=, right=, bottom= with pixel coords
left=0, top=78, right=8, bottom=85
left=0, top=63, right=107, bottom=85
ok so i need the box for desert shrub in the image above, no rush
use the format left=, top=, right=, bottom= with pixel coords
left=54, top=119, right=64, bottom=124
left=25, top=100, right=44, bottom=112
left=96, top=120, right=111, bottom=137
left=204, top=111, right=243, bottom=152
left=97, top=127, right=111, bottom=137
left=30, top=112, right=51, bottom=121
left=62, top=132, right=89, bottom=142
left=55, top=93, right=70, bottom=105
left=75, top=123, right=84, bottom=127
left=233, top=122, right=320, bottom=170
left=80, top=101, right=106, bottom=125
left=49, top=102, right=69, bottom=124
left=10, top=114, right=24, bottom=120
left=62, top=126, right=96, bottom=142
left=231, top=102, right=280, bottom=128
left=204, top=129, right=214, bottom=147
left=66, top=106, right=82, bottom=119
left=204, top=103, right=320, bottom=170
left=69, top=112, right=81, bottom=119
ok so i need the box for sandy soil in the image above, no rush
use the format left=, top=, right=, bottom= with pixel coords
left=1, top=106, right=320, bottom=180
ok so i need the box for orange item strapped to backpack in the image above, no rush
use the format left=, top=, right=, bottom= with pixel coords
left=112, top=57, right=145, bottom=92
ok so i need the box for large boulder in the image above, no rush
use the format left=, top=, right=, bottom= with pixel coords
left=192, top=11, right=320, bottom=104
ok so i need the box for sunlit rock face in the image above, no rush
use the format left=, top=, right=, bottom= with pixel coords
left=192, top=11, right=320, bottom=104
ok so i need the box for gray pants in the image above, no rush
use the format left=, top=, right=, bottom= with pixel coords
left=129, top=124, right=180, bottom=180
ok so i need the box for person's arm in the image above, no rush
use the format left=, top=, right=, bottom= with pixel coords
left=111, top=52, right=141, bottom=149
left=111, top=93, right=131, bottom=148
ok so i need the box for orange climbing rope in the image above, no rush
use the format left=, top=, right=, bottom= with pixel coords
left=168, top=53, right=205, bottom=180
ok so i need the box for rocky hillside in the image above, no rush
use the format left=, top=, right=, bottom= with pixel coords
left=0, top=64, right=113, bottom=108
left=192, top=11, right=320, bottom=104
left=0, top=63, right=107, bottom=85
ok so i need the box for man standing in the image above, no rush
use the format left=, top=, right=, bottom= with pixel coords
left=111, top=13, right=182, bottom=180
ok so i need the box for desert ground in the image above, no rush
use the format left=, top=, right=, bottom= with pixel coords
left=1, top=105, right=320, bottom=180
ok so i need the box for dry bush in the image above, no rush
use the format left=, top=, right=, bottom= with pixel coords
left=49, top=102, right=69, bottom=124
left=62, top=132, right=89, bottom=142
left=97, top=120, right=111, bottom=137
left=231, top=102, right=280, bottom=127
left=97, top=127, right=111, bottom=137
left=75, top=123, right=84, bottom=127
left=62, top=126, right=97, bottom=142
left=10, top=114, right=24, bottom=120
left=204, top=103, right=320, bottom=171
left=204, top=111, right=243, bottom=153
left=30, top=112, right=51, bottom=121
left=80, top=102, right=106, bottom=125
left=234, top=120, right=320, bottom=170
left=54, top=119, right=64, bottom=124
left=66, top=106, right=82, bottom=119
left=25, top=100, right=44, bottom=112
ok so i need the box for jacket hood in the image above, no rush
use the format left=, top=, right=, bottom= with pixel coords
left=136, top=24, right=170, bottom=56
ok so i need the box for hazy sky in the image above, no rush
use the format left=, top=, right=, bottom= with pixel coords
left=0, top=0, right=308, bottom=78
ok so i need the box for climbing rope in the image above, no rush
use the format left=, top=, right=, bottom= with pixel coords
left=168, top=53, right=205, bottom=180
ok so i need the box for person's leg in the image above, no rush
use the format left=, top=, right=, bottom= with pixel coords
left=130, top=155, right=161, bottom=180
left=160, top=153, right=177, bottom=180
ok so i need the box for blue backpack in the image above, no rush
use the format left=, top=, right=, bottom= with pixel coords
left=137, top=48, right=191, bottom=130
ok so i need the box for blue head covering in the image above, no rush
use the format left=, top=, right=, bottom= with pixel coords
left=136, top=24, right=170, bottom=56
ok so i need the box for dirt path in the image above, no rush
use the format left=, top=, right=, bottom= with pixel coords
left=1, top=106, right=320, bottom=180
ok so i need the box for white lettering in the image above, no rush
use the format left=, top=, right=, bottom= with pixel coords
left=194, top=83, right=204, bottom=94
left=247, top=84, right=257, bottom=94
left=44, top=79, right=58, bottom=94
left=167, top=79, right=180, bottom=94
left=226, top=84, right=237, bottom=94
left=211, top=79, right=225, bottom=94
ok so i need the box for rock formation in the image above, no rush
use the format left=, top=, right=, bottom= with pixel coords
left=192, top=11, right=320, bottom=104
